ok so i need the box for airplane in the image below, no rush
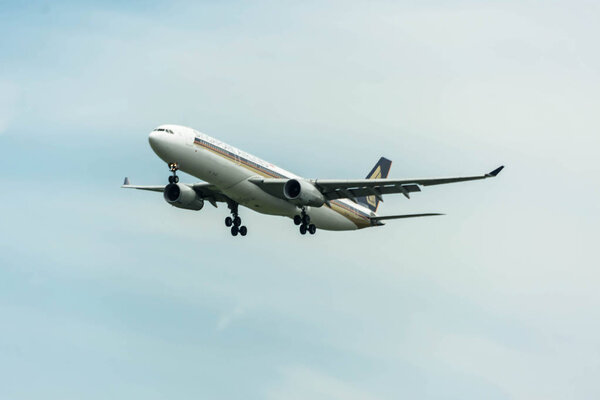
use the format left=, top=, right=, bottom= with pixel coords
left=122, top=124, right=504, bottom=237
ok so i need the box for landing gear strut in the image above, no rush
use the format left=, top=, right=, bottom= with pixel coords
left=295, top=208, right=316, bottom=235
left=167, top=162, right=179, bottom=183
left=226, top=202, right=247, bottom=237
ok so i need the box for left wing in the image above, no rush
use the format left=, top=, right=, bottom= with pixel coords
left=250, top=166, right=504, bottom=203
left=314, top=166, right=504, bottom=201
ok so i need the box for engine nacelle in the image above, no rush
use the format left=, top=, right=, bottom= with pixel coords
left=163, top=183, right=204, bottom=210
left=283, top=179, right=325, bottom=207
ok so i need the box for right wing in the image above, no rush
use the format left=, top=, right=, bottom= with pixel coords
left=121, top=177, right=164, bottom=192
left=121, top=177, right=230, bottom=206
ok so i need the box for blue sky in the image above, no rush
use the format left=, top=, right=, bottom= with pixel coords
left=1, top=1, right=599, bottom=399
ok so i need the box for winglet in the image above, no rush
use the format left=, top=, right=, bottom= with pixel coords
left=486, top=166, right=504, bottom=177
left=123, top=177, right=130, bottom=186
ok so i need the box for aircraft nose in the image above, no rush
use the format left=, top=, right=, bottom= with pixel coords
left=148, top=130, right=163, bottom=151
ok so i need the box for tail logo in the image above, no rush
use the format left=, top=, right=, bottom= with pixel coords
left=366, top=166, right=382, bottom=207
left=368, top=166, right=382, bottom=180
left=358, top=157, right=392, bottom=212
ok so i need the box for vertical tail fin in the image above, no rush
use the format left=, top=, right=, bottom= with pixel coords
left=357, top=157, right=392, bottom=212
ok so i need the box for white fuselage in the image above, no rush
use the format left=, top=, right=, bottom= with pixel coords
left=148, top=125, right=375, bottom=231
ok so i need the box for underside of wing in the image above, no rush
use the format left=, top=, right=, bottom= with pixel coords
left=121, top=177, right=165, bottom=192
left=248, top=166, right=504, bottom=205
left=314, top=166, right=504, bottom=201
left=121, top=177, right=229, bottom=205
left=189, top=183, right=230, bottom=203
left=247, top=178, right=288, bottom=199
left=318, top=183, right=422, bottom=201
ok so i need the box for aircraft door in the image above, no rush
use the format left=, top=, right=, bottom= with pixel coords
left=183, top=129, right=194, bottom=147
left=233, top=148, right=241, bottom=165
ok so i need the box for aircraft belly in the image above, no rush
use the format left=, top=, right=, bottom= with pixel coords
left=216, top=179, right=358, bottom=231
left=222, top=179, right=297, bottom=216
left=309, top=206, right=359, bottom=231
left=161, top=143, right=361, bottom=231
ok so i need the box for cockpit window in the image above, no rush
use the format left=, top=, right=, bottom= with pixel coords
left=153, top=128, right=175, bottom=134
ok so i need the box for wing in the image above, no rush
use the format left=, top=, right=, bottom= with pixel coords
left=249, top=166, right=504, bottom=203
left=314, top=166, right=504, bottom=201
left=121, top=177, right=164, bottom=192
left=121, top=177, right=229, bottom=206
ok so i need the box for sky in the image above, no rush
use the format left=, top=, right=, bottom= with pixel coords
left=1, top=0, right=599, bottom=399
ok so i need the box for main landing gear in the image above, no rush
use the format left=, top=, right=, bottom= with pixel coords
left=167, top=162, right=179, bottom=183
left=294, top=208, right=316, bottom=235
left=225, top=202, right=247, bottom=237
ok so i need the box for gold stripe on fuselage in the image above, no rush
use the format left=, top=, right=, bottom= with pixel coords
left=329, top=201, right=371, bottom=228
left=194, top=138, right=281, bottom=178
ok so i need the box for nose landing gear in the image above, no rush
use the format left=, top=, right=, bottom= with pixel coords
left=295, top=208, right=316, bottom=235
left=167, top=163, right=179, bottom=183
left=226, top=202, right=247, bottom=237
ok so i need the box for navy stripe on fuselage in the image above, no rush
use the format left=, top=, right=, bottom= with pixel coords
left=194, top=137, right=284, bottom=178
left=194, top=137, right=371, bottom=221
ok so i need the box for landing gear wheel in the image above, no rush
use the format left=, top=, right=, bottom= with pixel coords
left=168, top=163, right=179, bottom=184
left=226, top=202, right=247, bottom=237
left=295, top=208, right=312, bottom=234
left=302, top=214, right=311, bottom=225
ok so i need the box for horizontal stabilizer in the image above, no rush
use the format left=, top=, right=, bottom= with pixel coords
left=371, top=213, right=444, bottom=222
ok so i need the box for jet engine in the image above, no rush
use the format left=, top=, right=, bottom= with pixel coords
left=283, top=179, right=325, bottom=207
left=163, top=183, right=204, bottom=210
